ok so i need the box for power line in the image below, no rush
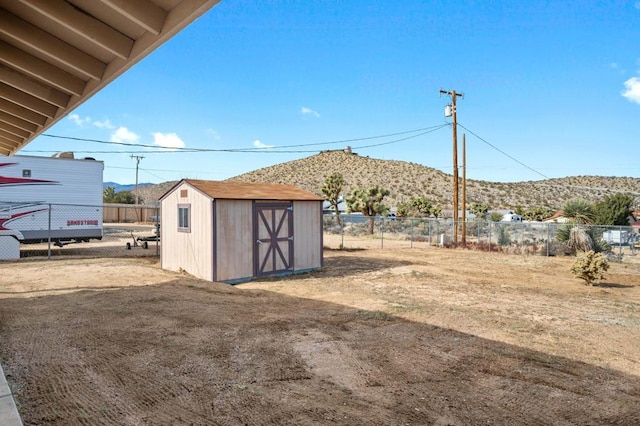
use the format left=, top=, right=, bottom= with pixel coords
left=25, top=125, right=449, bottom=155
left=36, top=125, right=445, bottom=153
left=457, top=122, right=550, bottom=180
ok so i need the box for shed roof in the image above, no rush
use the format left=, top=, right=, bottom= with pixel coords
left=162, top=179, right=324, bottom=201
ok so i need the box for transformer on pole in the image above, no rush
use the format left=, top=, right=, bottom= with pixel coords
left=439, top=89, right=464, bottom=246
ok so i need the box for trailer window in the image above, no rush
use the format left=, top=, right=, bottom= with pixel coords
left=178, top=204, right=190, bottom=232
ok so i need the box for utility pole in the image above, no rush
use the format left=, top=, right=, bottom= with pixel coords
left=131, top=155, right=144, bottom=205
left=462, top=133, right=467, bottom=246
left=440, top=89, right=463, bottom=245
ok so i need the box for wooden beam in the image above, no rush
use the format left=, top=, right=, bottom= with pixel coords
left=0, top=40, right=86, bottom=96
left=18, top=0, right=134, bottom=60
left=0, top=99, right=47, bottom=127
left=100, top=0, right=167, bottom=36
left=0, top=110, right=39, bottom=133
left=0, top=83, right=59, bottom=118
left=0, top=136, right=19, bottom=149
left=0, top=143, right=12, bottom=155
left=0, top=9, right=106, bottom=80
left=0, top=128, right=23, bottom=144
left=0, top=120, right=31, bottom=139
left=0, top=65, right=70, bottom=109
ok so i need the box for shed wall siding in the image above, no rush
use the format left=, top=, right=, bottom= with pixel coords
left=215, top=199, right=253, bottom=282
left=293, top=201, right=322, bottom=270
left=161, top=183, right=213, bottom=281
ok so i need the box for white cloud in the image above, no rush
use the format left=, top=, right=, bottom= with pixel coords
left=153, top=132, right=185, bottom=149
left=93, top=119, right=115, bottom=129
left=68, top=113, right=90, bottom=127
left=610, top=62, right=618, bottom=69
left=253, top=139, right=273, bottom=149
left=301, top=106, right=320, bottom=118
left=110, top=127, right=139, bottom=144
left=621, top=77, right=640, bottom=104
left=635, top=1, right=640, bottom=10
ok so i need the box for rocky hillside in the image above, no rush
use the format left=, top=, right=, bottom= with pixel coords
left=139, top=151, right=640, bottom=210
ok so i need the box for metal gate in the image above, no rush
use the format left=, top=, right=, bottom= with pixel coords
left=254, top=202, right=293, bottom=276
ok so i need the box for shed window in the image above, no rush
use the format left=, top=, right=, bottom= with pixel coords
left=178, top=204, right=190, bottom=232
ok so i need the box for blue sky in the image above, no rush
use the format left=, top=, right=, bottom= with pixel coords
left=22, top=0, right=640, bottom=184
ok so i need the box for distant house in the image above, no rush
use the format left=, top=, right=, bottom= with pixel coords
left=543, top=210, right=571, bottom=223
left=160, top=179, right=323, bottom=284
left=322, top=198, right=347, bottom=215
left=630, top=211, right=640, bottom=234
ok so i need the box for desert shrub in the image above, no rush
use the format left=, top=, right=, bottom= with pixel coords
left=570, top=250, right=609, bottom=286
left=323, top=216, right=343, bottom=234
left=497, top=225, right=511, bottom=246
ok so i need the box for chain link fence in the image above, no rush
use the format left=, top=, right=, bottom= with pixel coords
left=3, top=205, right=637, bottom=262
left=323, top=214, right=638, bottom=261
left=1, top=203, right=160, bottom=260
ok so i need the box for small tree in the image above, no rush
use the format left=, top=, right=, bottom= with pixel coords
left=321, top=173, right=345, bottom=225
left=410, top=196, right=433, bottom=217
left=103, top=186, right=116, bottom=202
left=470, top=203, right=489, bottom=219
left=346, top=185, right=390, bottom=234
left=396, top=202, right=410, bottom=218
left=570, top=250, right=609, bottom=285
left=488, top=211, right=503, bottom=222
left=593, top=193, right=634, bottom=226
left=396, top=196, right=435, bottom=218
left=431, top=206, right=442, bottom=219
left=523, top=205, right=555, bottom=222
left=103, top=187, right=140, bottom=204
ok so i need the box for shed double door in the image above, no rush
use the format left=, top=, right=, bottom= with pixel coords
left=254, top=202, right=293, bottom=276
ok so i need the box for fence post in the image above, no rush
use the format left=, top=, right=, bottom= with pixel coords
left=546, top=223, right=550, bottom=257
left=619, top=225, right=623, bottom=262
left=451, top=220, right=454, bottom=247
left=47, top=203, right=52, bottom=259
left=410, top=218, right=414, bottom=248
left=381, top=217, right=384, bottom=249
left=488, top=221, right=492, bottom=252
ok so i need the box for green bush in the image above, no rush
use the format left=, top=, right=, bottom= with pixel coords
left=570, top=250, right=609, bottom=286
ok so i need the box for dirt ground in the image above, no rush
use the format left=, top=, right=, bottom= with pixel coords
left=1, top=245, right=639, bottom=425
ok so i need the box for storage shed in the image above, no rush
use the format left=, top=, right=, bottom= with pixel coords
left=160, top=179, right=324, bottom=283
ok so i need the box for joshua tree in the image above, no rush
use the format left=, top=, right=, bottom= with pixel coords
left=523, top=205, right=555, bottom=222
left=346, top=185, right=390, bottom=234
left=321, top=173, right=345, bottom=224
left=103, top=186, right=116, bottom=202
left=396, top=196, right=436, bottom=218
left=470, top=202, right=490, bottom=219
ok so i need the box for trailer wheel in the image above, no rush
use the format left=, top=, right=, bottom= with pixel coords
left=142, top=241, right=149, bottom=249
left=126, top=242, right=131, bottom=250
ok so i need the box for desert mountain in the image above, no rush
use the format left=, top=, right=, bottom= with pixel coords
left=138, top=151, right=640, bottom=210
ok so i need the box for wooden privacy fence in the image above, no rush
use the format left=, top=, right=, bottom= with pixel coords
left=103, top=204, right=159, bottom=223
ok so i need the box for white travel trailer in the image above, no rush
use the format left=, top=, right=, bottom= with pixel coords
left=0, top=153, right=104, bottom=246
left=501, top=213, right=524, bottom=222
